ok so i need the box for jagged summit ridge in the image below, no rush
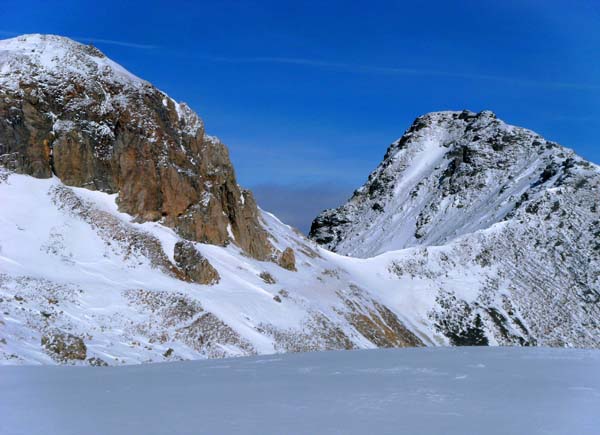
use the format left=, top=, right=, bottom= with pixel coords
left=310, top=109, right=598, bottom=257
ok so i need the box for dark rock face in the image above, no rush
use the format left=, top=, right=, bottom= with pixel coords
left=0, top=34, right=274, bottom=261
left=309, top=213, right=350, bottom=247
left=174, top=241, right=220, bottom=285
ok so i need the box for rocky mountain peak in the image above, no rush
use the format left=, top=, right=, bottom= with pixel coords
left=0, top=34, right=278, bottom=261
left=310, top=110, right=598, bottom=257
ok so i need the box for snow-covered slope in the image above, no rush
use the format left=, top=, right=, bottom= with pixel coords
left=2, top=348, right=599, bottom=435
left=0, top=169, right=429, bottom=364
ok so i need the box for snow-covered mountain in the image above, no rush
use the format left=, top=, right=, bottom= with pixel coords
left=1, top=35, right=599, bottom=365
left=311, top=110, right=600, bottom=346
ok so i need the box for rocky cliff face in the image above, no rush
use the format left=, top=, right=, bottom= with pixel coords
left=0, top=34, right=273, bottom=260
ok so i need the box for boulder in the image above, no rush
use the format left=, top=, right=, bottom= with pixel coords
left=278, top=248, right=297, bottom=271
left=174, top=241, right=220, bottom=285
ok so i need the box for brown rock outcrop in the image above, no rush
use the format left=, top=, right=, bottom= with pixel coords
left=278, top=247, right=297, bottom=271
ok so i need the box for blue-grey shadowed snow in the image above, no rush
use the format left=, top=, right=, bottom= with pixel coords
left=2, top=347, right=599, bottom=435
left=252, top=183, right=354, bottom=233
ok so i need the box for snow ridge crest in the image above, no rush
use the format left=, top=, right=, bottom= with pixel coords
left=0, top=34, right=145, bottom=89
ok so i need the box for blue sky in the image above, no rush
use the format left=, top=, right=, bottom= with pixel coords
left=2, top=0, right=599, bottom=231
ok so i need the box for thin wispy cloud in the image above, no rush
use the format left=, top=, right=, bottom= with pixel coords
left=210, top=56, right=600, bottom=92
left=72, top=37, right=157, bottom=49
left=0, top=30, right=156, bottom=49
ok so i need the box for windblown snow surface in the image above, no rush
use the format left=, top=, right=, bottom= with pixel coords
left=1, top=347, right=599, bottom=435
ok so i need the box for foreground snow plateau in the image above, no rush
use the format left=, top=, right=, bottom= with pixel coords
left=1, top=347, right=599, bottom=435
